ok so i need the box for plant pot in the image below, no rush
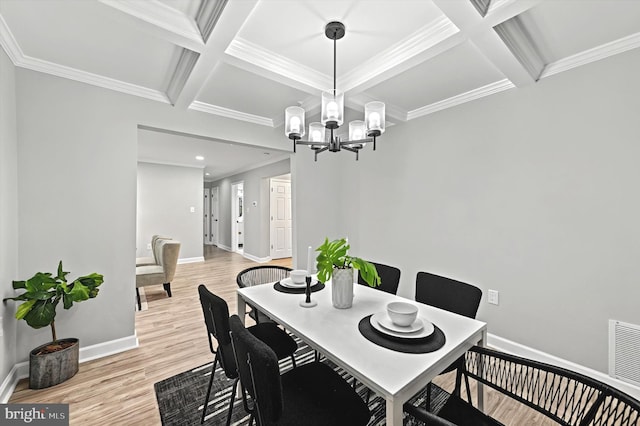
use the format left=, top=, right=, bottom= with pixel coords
left=29, top=338, right=79, bottom=389
left=332, top=267, right=354, bottom=309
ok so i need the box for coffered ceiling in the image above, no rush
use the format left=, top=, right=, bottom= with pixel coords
left=2, top=0, right=639, bottom=180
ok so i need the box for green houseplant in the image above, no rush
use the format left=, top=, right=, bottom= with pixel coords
left=316, top=238, right=380, bottom=308
left=3, top=261, right=104, bottom=389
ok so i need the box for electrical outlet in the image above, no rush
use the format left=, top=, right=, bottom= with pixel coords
left=146, top=243, right=151, bottom=250
left=488, top=289, right=499, bottom=305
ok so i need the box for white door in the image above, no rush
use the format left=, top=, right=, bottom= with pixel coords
left=232, top=182, right=244, bottom=253
left=211, top=186, right=219, bottom=245
left=270, top=179, right=292, bottom=259
left=203, top=188, right=211, bottom=244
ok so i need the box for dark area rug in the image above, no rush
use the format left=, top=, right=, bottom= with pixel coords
left=155, top=338, right=449, bottom=425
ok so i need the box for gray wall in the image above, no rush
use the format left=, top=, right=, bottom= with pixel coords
left=292, top=149, right=357, bottom=269
left=8, top=66, right=288, bottom=365
left=0, top=47, right=18, bottom=385
left=137, top=162, right=203, bottom=260
left=297, top=49, right=640, bottom=374
left=208, top=159, right=290, bottom=258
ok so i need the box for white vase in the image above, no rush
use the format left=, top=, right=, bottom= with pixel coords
left=332, top=267, right=354, bottom=309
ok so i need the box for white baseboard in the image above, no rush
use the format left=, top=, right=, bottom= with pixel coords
left=0, top=334, right=138, bottom=403
left=79, top=333, right=139, bottom=363
left=488, top=333, right=640, bottom=400
left=178, top=256, right=204, bottom=264
left=243, top=252, right=271, bottom=263
left=0, top=364, right=22, bottom=403
left=217, top=244, right=232, bottom=252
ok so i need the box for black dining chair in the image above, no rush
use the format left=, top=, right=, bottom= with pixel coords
left=414, top=271, right=482, bottom=409
left=237, top=265, right=292, bottom=323
left=197, top=285, right=298, bottom=425
left=357, top=261, right=401, bottom=294
left=228, top=314, right=371, bottom=426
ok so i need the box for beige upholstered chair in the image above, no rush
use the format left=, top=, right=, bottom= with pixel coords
left=135, top=240, right=181, bottom=310
left=135, top=235, right=171, bottom=267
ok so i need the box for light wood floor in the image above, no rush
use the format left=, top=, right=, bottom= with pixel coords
left=9, top=246, right=554, bottom=425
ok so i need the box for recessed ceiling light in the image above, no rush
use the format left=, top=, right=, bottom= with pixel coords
left=195, top=155, right=204, bottom=161
left=205, top=172, right=210, bottom=176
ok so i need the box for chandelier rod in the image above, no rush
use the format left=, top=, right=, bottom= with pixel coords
left=333, top=30, right=337, bottom=93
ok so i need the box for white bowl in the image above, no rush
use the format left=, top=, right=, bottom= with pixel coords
left=386, top=301, right=419, bottom=327
left=290, top=269, right=308, bottom=284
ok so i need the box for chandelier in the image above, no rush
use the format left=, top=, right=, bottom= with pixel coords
left=284, top=21, right=386, bottom=161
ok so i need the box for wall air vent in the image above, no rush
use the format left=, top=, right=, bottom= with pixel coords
left=609, top=320, right=640, bottom=386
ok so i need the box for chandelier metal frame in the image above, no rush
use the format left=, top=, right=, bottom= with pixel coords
left=285, top=21, right=385, bottom=161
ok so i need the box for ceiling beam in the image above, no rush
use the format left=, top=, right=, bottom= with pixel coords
left=432, top=0, right=540, bottom=87
left=340, top=17, right=463, bottom=94
left=98, top=0, right=204, bottom=52
left=172, top=0, right=259, bottom=109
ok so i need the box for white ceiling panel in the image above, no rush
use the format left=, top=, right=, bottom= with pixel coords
left=196, top=63, right=311, bottom=119
left=1, top=0, right=182, bottom=91
left=236, top=0, right=445, bottom=76
left=366, top=41, right=505, bottom=111
left=520, top=0, right=640, bottom=63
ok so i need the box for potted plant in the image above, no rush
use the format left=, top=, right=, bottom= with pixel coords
left=315, top=238, right=381, bottom=308
left=3, top=261, right=104, bottom=389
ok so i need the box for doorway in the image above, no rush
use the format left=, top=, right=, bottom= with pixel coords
left=231, top=182, right=244, bottom=254
left=270, top=176, right=292, bottom=259
left=210, top=186, right=219, bottom=245
left=203, top=187, right=219, bottom=246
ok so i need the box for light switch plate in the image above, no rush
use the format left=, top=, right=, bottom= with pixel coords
left=488, top=289, right=499, bottom=305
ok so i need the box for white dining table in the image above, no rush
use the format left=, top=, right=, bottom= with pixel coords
left=237, top=282, right=487, bottom=426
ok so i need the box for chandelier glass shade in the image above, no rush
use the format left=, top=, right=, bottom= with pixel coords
left=285, top=21, right=385, bottom=161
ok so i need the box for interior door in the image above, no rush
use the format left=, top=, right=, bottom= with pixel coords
left=203, top=188, right=211, bottom=244
left=211, top=186, right=219, bottom=245
left=270, top=179, right=292, bottom=259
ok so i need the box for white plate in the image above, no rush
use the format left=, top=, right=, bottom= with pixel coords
left=370, top=312, right=435, bottom=339
left=280, top=277, right=318, bottom=288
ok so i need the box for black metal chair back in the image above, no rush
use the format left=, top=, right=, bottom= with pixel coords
left=237, top=265, right=292, bottom=323
left=415, top=271, right=482, bottom=319
left=229, top=315, right=283, bottom=426
left=236, top=265, right=292, bottom=288
left=357, top=261, right=401, bottom=294
left=197, top=284, right=241, bottom=425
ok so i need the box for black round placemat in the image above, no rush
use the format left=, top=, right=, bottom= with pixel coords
left=358, top=315, right=446, bottom=354
left=273, top=282, right=325, bottom=294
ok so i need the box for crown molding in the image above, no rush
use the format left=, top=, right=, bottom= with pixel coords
left=166, top=49, right=200, bottom=105
left=225, top=37, right=330, bottom=91
left=0, top=14, right=21, bottom=64
left=98, top=0, right=204, bottom=52
left=1, top=13, right=170, bottom=103
left=494, top=17, right=544, bottom=81
left=189, top=101, right=274, bottom=127
left=138, top=159, right=205, bottom=169
left=347, top=93, right=408, bottom=123
left=470, top=0, right=492, bottom=17
left=407, top=78, right=514, bottom=120
left=196, top=0, right=228, bottom=43
left=540, top=32, right=640, bottom=79
left=20, top=55, right=170, bottom=103
left=340, top=17, right=460, bottom=93
left=19, top=55, right=170, bottom=103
